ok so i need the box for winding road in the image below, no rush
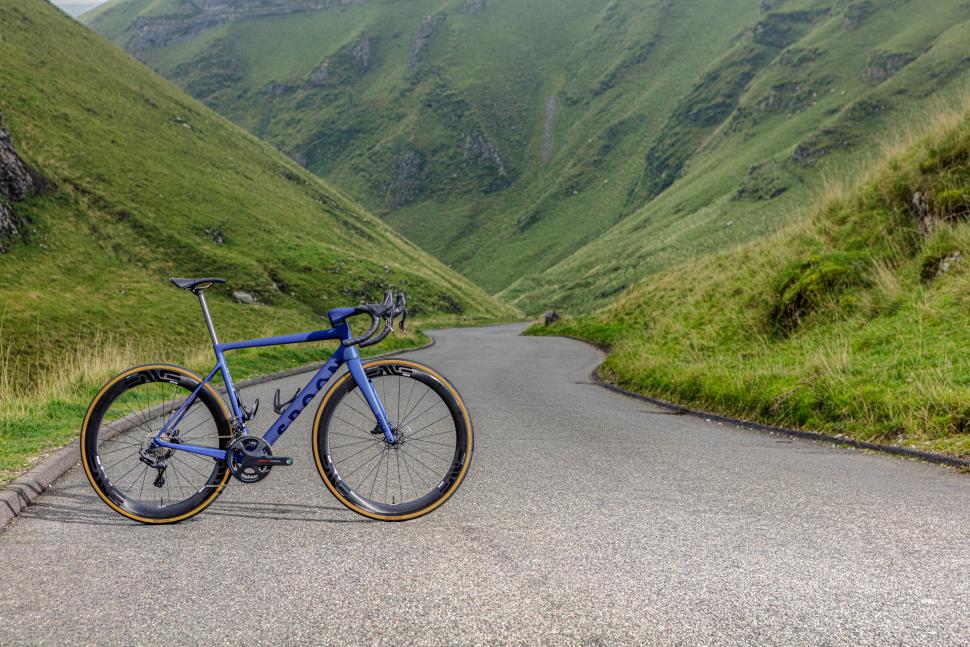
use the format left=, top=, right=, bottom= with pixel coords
left=1, top=324, right=968, bottom=645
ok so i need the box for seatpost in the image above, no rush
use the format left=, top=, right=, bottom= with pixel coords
left=195, top=290, right=220, bottom=346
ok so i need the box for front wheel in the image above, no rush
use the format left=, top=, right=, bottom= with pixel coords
left=312, top=359, right=473, bottom=521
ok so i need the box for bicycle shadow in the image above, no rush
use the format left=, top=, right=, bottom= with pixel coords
left=17, top=486, right=372, bottom=527
left=206, top=499, right=372, bottom=524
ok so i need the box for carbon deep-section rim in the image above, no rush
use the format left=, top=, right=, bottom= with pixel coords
left=81, top=364, right=232, bottom=524
left=312, top=359, right=473, bottom=521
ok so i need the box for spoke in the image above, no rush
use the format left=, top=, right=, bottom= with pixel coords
left=400, top=400, right=443, bottom=429
left=101, top=438, right=141, bottom=447
left=170, top=454, right=214, bottom=481
left=98, top=444, right=141, bottom=456
left=121, top=401, right=153, bottom=435
left=362, top=447, right=389, bottom=497
left=167, top=462, right=188, bottom=502
left=405, top=440, right=453, bottom=465
left=329, top=430, right=378, bottom=439
left=406, top=436, right=455, bottom=448
left=400, top=448, right=421, bottom=497
left=135, top=387, right=157, bottom=435
left=174, top=410, right=213, bottom=437
left=340, top=445, right=387, bottom=480
left=330, top=437, right=382, bottom=450
left=109, top=458, right=144, bottom=485
left=403, top=429, right=456, bottom=443
left=404, top=413, right=452, bottom=438
left=332, top=415, right=372, bottom=434
left=395, top=448, right=403, bottom=505
left=137, top=466, right=149, bottom=500
left=400, top=446, right=446, bottom=477
left=401, top=379, right=416, bottom=427
left=399, top=386, right=430, bottom=429
left=99, top=432, right=143, bottom=445
left=383, top=445, right=391, bottom=502
left=103, top=451, right=143, bottom=472
left=334, top=437, right=386, bottom=465
left=341, top=398, right=373, bottom=422
left=121, top=462, right=149, bottom=490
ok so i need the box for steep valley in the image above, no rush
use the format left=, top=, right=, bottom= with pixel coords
left=84, top=0, right=970, bottom=311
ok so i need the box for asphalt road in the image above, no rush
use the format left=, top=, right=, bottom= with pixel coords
left=1, top=323, right=968, bottom=646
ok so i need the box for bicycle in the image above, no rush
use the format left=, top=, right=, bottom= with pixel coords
left=80, top=278, right=473, bottom=523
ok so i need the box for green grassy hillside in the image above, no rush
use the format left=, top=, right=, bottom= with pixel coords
left=534, top=98, right=970, bottom=459
left=0, top=0, right=515, bottom=481
left=86, top=0, right=970, bottom=307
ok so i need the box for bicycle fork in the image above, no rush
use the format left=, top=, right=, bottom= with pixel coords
left=346, top=354, right=397, bottom=444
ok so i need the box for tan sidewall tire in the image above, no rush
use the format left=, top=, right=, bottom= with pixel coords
left=312, top=359, right=473, bottom=521
left=80, top=364, right=232, bottom=524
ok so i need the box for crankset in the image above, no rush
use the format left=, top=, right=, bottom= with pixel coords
left=227, top=436, right=293, bottom=484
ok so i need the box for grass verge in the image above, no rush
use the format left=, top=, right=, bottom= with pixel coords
left=529, top=99, right=970, bottom=460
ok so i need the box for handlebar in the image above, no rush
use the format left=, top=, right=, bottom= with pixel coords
left=341, top=290, right=408, bottom=348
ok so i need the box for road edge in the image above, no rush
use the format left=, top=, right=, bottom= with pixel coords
left=537, top=329, right=970, bottom=470
left=0, top=337, right=435, bottom=532
left=588, top=365, right=970, bottom=470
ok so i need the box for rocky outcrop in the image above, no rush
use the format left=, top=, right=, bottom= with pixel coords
left=791, top=127, right=853, bottom=164
left=912, top=191, right=935, bottom=236
left=308, top=59, right=333, bottom=87
left=751, top=10, right=825, bottom=49
left=351, top=34, right=372, bottom=68
left=463, top=0, right=486, bottom=13
left=862, top=50, right=915, bottom=82
left=122, top=0, right=369, bottom=52
left=541, top=96, right=556, bottom=163
left=843, top=1, right=873, bottom=31
left=385, top=150, right=423, bottom=209
left=410, top=13, right=446, bottom=69
left=307, top=33, right=372, bottom=88
left=734, top=162, right=788, bottom=201
left=463, top=133, right=507, bottom=178
left=0, top=113, right=34, bottom=252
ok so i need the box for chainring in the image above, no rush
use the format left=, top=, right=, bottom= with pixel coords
left=227, top=436, right=273, bottom=483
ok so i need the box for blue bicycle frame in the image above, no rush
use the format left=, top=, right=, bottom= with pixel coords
left=150, top=291, right=395, bottom=462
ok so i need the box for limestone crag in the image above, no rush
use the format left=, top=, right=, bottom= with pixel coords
left=307, top=33, right=373, bottom=88
left=463, top=0, right=487, bottom=13
left=410, top=13, right=447, bottom=70
left=121, top=0, right=369, bottom=52
left=863, top=50, right=915, bottom=82
left=463, top=133, right=507, bottom=178
left=386, top=150, right=423, bottom=209
left=352, top=34, right=372, bottom=68
left=0, top=113, right=34, bottom=252
left=541, top=96, right=557, bottom=163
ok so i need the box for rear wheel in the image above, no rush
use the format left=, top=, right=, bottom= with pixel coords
left=81, top=364, right=232, bottom=524
left=312, top=359, right=473, bottom=521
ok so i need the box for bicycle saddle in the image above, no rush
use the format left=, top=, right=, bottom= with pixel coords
left=170, top=277, right=226, bottom=291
